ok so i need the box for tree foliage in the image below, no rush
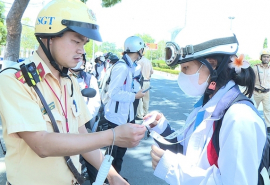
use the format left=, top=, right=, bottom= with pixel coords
left=135, top=33, right=155, bottom=44
left=0, top=2, right=7, bottom=46
left=101, top=0, right=122, bottom=7
left=263, top=38, right=268, bottom=49
left=99, top=41, right=118, bottom=54
left=82, top=0, right=121, bottom=7
left=84, top=40, right=99, bottom=60
left=80, top=0, right=88, bottom=3
left=20, top=18, right=38, bottom=50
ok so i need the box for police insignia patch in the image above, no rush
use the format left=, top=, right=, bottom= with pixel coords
left=88, top=9, right=97, bottom=21
left=41, top=102, right=56, bottom=115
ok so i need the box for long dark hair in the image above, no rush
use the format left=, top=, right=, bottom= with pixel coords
left=212, top=54, right=255, bottom=98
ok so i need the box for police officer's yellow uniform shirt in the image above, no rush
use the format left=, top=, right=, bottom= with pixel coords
left=0, top=52, right=91, bottom=185
left=252, top=63, right=270, bottom=127
left=253, top=63, right=270, bottom=89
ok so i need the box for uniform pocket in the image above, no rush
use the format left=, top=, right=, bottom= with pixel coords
left=43, top=110, right=63, bottom=132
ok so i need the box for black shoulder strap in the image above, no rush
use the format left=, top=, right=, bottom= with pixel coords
left=33, top=86, right=85, bottom=184
left=106, top=60, right=125, bottom=85
left=256, top=65, right=266, bottom=90
left=95, top=63, right=98, bottom=78
left=212, top=93, right=253, bottom=155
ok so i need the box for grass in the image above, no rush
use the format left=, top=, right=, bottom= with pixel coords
left=153, top=67, right=180, bottom=75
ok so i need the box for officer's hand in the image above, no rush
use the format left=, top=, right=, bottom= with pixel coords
left=143, top=111, right=163, bottom=128
left=150, top=145, right=165, bottom=170
left=135, top=89, right=145, bottom=99
left=114, top=123, right=146, bottom=148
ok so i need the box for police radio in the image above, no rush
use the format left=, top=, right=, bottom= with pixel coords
left=20, top=62, right=41, bottom=86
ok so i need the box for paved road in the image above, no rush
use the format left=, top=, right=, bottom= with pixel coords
left=0, top=70, right=264, bottom=185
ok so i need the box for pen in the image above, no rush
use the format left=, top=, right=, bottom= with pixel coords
left=73, top=100, right=77, bottom=112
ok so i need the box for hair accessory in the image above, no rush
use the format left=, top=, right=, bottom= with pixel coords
left=228, top=54, right=250, bottom=74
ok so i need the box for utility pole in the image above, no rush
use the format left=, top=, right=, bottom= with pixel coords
left=228, top=16, right=235, bottom=31
left=92, top=40, right=95, bottom=63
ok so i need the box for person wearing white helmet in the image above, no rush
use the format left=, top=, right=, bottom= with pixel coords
left=145, top=28, right=266, bottom=184
left=252, top=48, right=270, bottom=132
left=0, top=1, right=146, bottom=185
left=97, top=36, right=145, bottom=180
left=91, top=51, right=107, bottom=84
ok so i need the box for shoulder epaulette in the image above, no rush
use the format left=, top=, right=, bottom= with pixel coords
left=15, top=62, right=45, bottom=84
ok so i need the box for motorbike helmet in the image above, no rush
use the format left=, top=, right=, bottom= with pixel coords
left=35, top=0, right=102, bottom=92
left=165, top=27, right=239, bottom=104
left=124, top=36, right=145, bottom=58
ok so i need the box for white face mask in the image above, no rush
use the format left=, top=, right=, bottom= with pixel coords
left=71, top=61, right=83, bottom=70
left=177, top=64, right=210, bottom=97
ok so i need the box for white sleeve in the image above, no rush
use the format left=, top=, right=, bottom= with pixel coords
left=108, top=63, right=135, bottom=103
left=154, top=104, right=266, bottom=185
left=87, top=77, right=101, bottom=118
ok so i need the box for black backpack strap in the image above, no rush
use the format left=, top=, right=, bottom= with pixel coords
left=231, top=93, right=253, bottom=105
left=106, top=60, right=125, bottom=85
left=212, top=93, right=254, bottom=156
left=95, top=63, right=98, bottom=78
left=256, top=65, right=266, bottom=90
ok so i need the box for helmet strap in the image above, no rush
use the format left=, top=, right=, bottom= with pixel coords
left=137, top=50, right=142, bottom=60
left=199, top=55, right=230, bottom=105
left=36, top=36, right=74, bottom=97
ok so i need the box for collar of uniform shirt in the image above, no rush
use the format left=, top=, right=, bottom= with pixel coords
left=29, top=51, right=73, bottom=81
left=259, top=63, right=270, bottom=68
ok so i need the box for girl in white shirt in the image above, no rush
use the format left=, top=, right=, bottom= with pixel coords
left=146, top=28, right=266, bottom=185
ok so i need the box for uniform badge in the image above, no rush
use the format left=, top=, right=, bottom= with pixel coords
left=41, top=102, right=55, bottom=115
left=36, top=62, right=45, bottom=78
left=88, top=9, right=97, bottom=21
left=15, top=70, right=26, bottom=84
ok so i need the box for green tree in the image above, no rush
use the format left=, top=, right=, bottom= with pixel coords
left=20, top=18, right=38, bottom=50
left=102, top=0, right=122, bottom=7
left=0, top=2, right=7, bottom=46
left=263, top=38, right=268, bottom=49
left=81, top=0, right=121, bottom=7
left=155, top=40, right=166, bottom=60
left=84, top=40, right=99, bottom=60
left=99, top=42, right=117, bottom=54
left=135, top=33, right=155, bottom=44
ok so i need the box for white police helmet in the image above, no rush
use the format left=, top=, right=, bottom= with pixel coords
left=95, top=51, right=104, bottom=59
left=124, top=36, right=146, bottom=53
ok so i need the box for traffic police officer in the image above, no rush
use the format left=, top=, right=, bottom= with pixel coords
left=0, top=1, right=146, bottom=184
left=253, top=48, right=270, bottom=132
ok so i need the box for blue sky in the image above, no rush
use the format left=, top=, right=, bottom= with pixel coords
left=2, top=0, right=270, bottom=59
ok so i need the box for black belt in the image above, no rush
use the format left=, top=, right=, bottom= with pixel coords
left=143, top=80, right=150, bottom=82
left=255, top=87, right=270, bottom=93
